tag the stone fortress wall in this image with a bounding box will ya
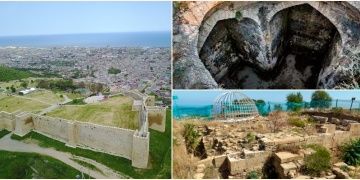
[0,90,166,169]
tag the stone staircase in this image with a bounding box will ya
[273,151,304,178]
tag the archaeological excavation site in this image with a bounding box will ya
[173,1,360,89]
[173,90,360,179]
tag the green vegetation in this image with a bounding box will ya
[246,132,256,143]
[287,92,303,111]
[0,96,49,113]
[66,98,86,105]
[304,144,331,176]
[246,171,260,179]
[236,11,243,20]
[10,109,172,178]
[0,65,36,82]
[0,150,89,179]
[71,158,103,175]
[48,96,138,129]
[289,117,306,128]
[341,138,360,166]
[0,129,10,139]
[332,107,344,115]
[108,67,121,74]
[25,90,64,104]
[37,79,76,91]
[183,123,201,153]
[310,91,332,109]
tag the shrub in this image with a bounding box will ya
[332,107,344,115]
[183,123,201,153]
[304,144,331,176]
[268,111,288,133]
[340,138,360,166]
[246,132,256,143]
[246,171,259,179]
[289,117,306,128]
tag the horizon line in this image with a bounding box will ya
[0,31,171,38]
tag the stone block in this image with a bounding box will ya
[213,154,227,167]
[274,152,301,164]
[332,167,351,179]
[349,123,360,135]
[312,116,328,123]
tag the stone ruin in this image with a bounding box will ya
[173,1,360,89]
[190,112,360,179]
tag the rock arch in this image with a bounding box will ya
[173,1,360,89]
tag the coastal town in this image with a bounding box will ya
[0,46,171,103]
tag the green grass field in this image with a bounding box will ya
[0,150,90,179]
[11,109,172,178]
[0,95,49,113]
[25,90,64,104]
[47,95,139,130]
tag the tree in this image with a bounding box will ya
[310,91,332,109]
[286,92,303,111]
[10,85,16,93]
[20,81,28,88]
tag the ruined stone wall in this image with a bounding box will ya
[0,111,15,131]
[147,106,167,132]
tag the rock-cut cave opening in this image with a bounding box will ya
[199,4,341,89]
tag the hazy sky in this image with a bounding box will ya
[173,90,360,106]
[0,2,171,36]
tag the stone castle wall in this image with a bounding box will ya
[0,91,166,169]
[147,106,167,132]
[0,111,15,131]
[0,111,149,169]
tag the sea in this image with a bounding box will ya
[0,32,170,48]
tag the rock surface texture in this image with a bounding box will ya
[173,1,360,89]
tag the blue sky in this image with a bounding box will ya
[0,2,171,36]
[173,90,360,106]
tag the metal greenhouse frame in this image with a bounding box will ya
[213,91,259,120]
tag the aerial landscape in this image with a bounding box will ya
[0,2,171,179]
[173,1,360,89]
[173,90,360,179]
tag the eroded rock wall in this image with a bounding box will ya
[173,1,360,89]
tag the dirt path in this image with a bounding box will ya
[39,94,72,115]
[0,133,126,179]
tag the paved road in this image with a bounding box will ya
[0,133,125,179]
